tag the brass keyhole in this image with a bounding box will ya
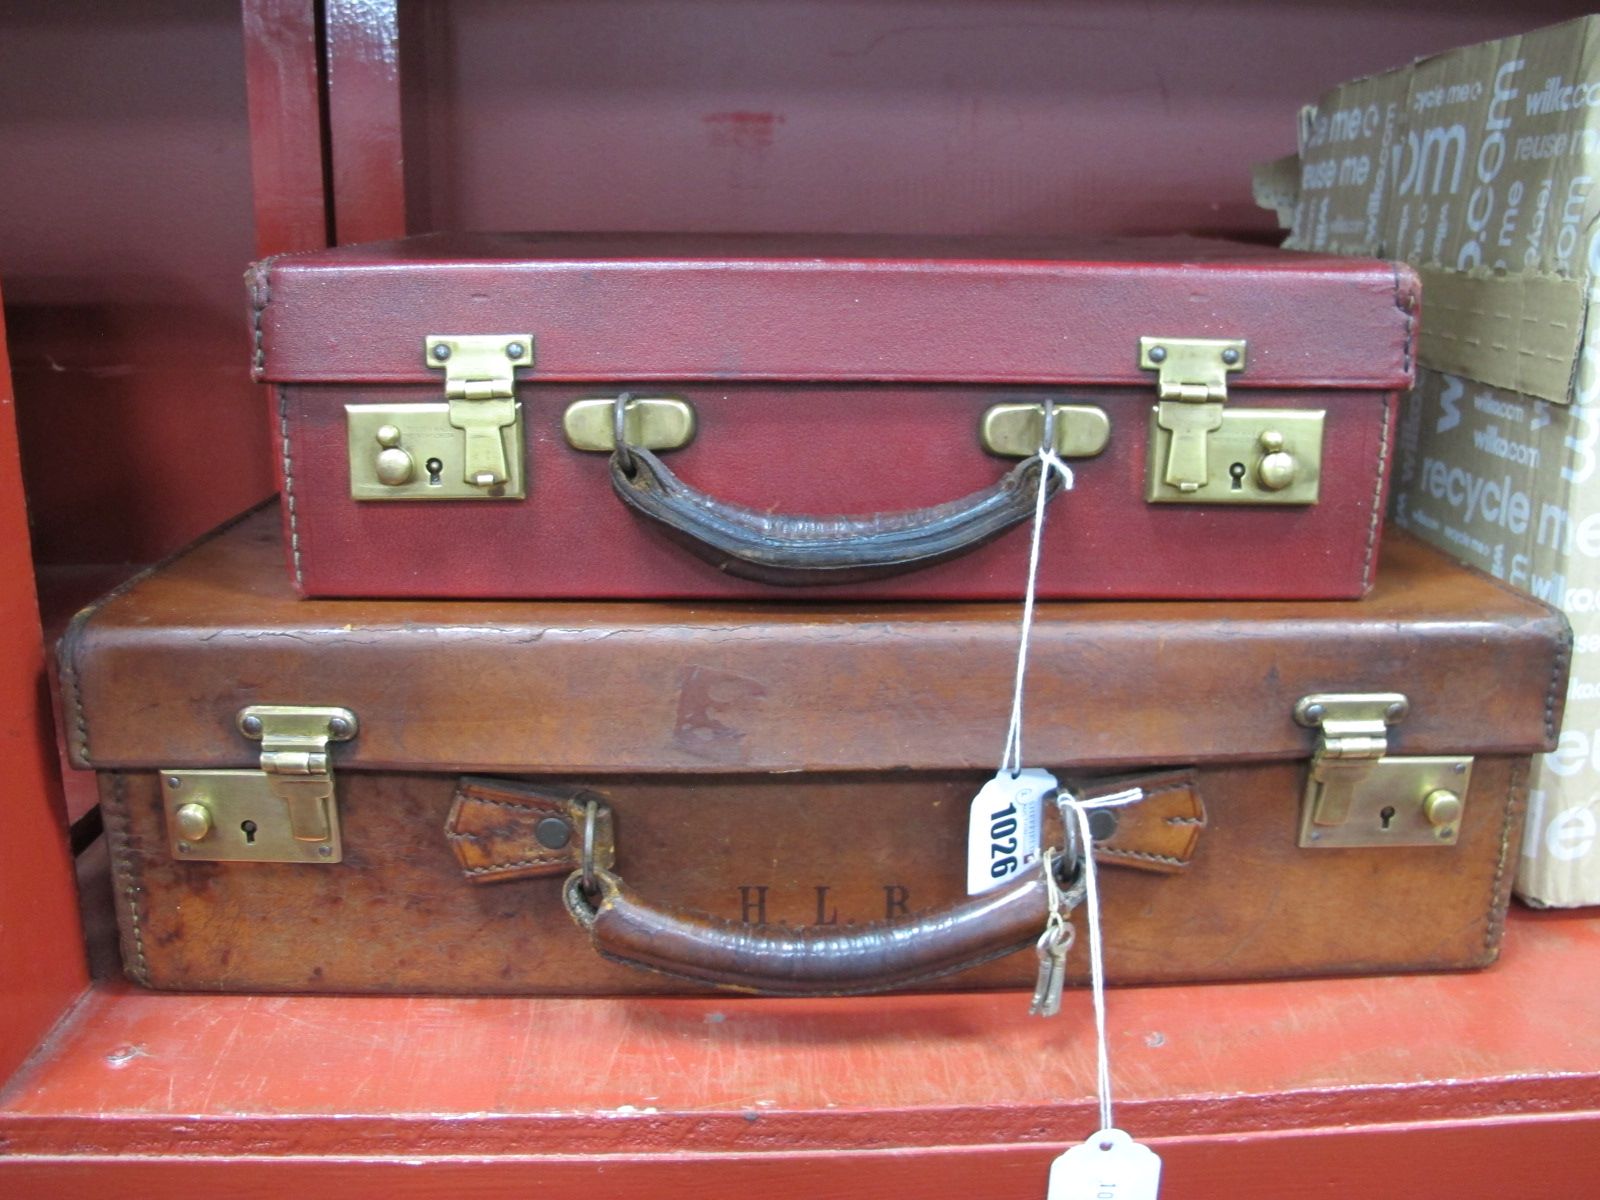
[1229,462,1247,491]
[1379,806,1396,831]
[425,457,444,487]
[241,819,258,844]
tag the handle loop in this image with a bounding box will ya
[610,445,1065,586]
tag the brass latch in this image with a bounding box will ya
[426,335,530,488]
[1140,336,1245,492]
[345,337,531,501]
[1294,693,1471,849]
[162,706,357,864]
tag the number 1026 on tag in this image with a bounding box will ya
[965,767,1055,895]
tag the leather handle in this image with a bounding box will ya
[563,862,1064,996]
[610,445,1062,586]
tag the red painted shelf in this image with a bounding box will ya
[2,906,1597,1197]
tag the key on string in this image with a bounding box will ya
[1030,916,1074,1018]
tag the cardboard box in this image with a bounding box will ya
[1266,18,1600,905]
[1279,16,1600,407]
[1392,370,1597,905]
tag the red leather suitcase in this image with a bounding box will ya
[250,234,1418,600]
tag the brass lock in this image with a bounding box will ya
[346,335,531,501]
[1139,335,1323,506]
[1294,693,1472,849]
[163,705,357,864]
[1145,409,1324,505]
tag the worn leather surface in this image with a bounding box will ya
[611,445,1059,585]
[61,507,1570,774]
[1071,769,1206,874]
[100,759,1531,994]
[68,508,1566,994]
[251,233,1418,388]
[445,778,614,883]
[281,381,1399,600]
[565,863,1062,996]
[460,770,1205,886]
[249,233,1417,601]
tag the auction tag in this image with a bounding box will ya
[1046,1129,1162,1200]
[966,768,1054,895]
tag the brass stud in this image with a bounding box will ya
[174,802,214,842]
[1256,430,1298,491]
[1423,789,1463,829]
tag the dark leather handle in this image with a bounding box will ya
[563,861,1067,996]
[610,446,1062,586]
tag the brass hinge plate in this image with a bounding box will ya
[1294,693,1471,849]
[979,403,1111,458]
[162,706,356,864]
[1145,408,1323,505]
[563,396,698,452]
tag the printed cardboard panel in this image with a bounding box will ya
[1392,368,1600,904]
[1281,16,1600,405]
[1286,68,1404,258]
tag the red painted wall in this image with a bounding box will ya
[0,3,273,566]
[0,0,1593,567]
[402,0,1594,237]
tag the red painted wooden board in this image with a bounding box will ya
[0,289,86,1085]
[2,908,1596,1196]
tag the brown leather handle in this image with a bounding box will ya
[563,861,1071,995]
[610,445,1062,586]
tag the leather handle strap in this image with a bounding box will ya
[610,446,1062,586]
[563,861,1068,996]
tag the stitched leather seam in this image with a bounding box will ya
[452,791,555,816]
[1394,264,1416,377]
[1163,815,1204,826]
[447,792,572,871]
[1545,619,1573,744]
[444,827,567,869]
[278,389,304,589]
[105,774,150,984]
[249,261,269,377]
[59,624,91,765]
[1099,847,1186,867]
[1482,758,1527,963]
[460,858,566,876]
[1361,388,1393,589]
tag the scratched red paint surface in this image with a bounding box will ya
[2,908,1596,1164]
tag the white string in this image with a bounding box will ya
[1058,786,1143,1134]
[999,435,1075,777]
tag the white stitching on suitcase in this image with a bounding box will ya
[446,792,572,871]
[278,390,304,589]
[1545,621,1573,744]
[1482,758,1527,963]
[1360,389,1393,588]
[249,262,268,377]
[59,632,91,765]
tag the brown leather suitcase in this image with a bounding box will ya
[62,505,1566,996]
